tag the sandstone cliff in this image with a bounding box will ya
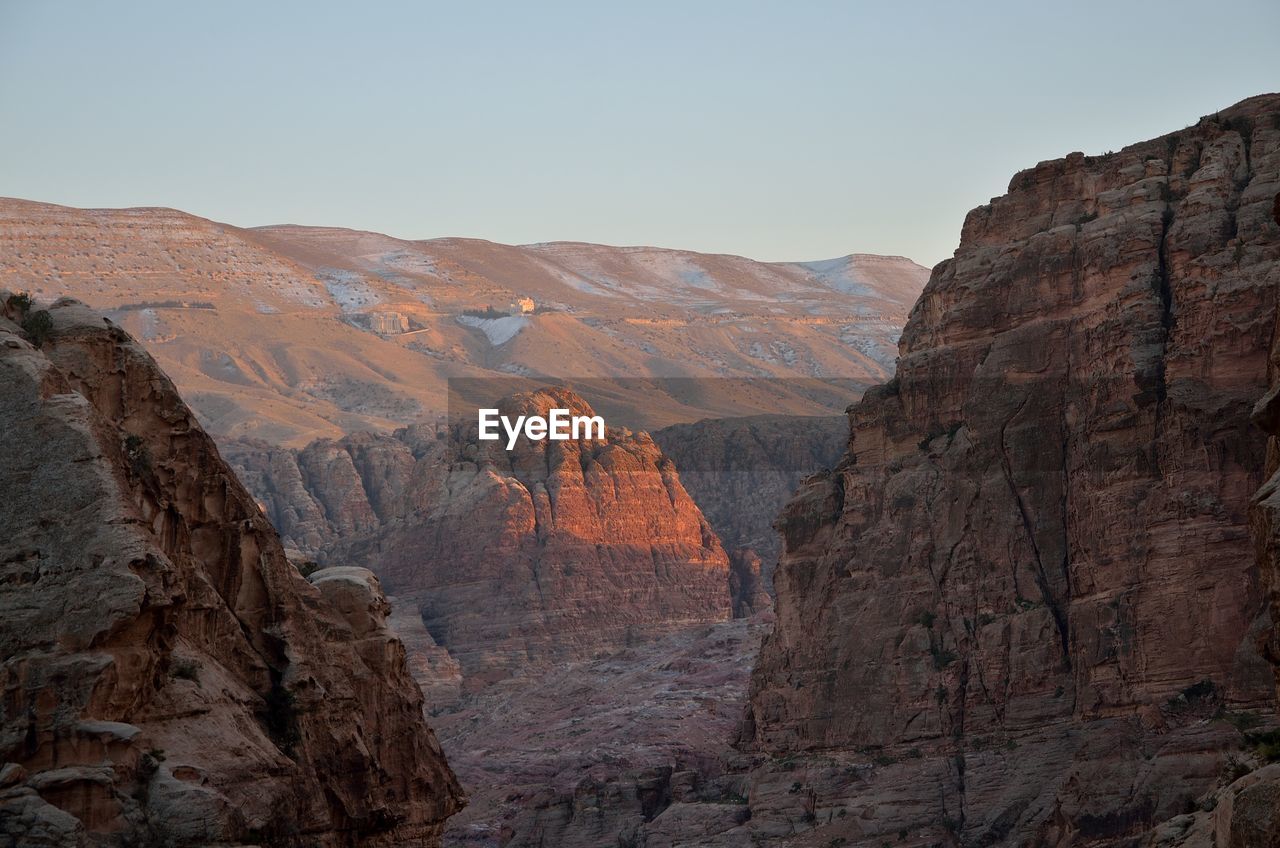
[361,388,733,682]
[230,412,847,625]
[741,95,1280,846]
[0,296,463,846]
[227,389,733,684]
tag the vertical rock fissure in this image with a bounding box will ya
[997,397,1071,665]
[1149,156,1179,481]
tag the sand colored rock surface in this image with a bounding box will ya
[0,297,462,846]
[737,95,1280,845]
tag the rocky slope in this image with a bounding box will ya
[228,388,734,685]
[738,95,1280,846]
[652,414,849,597]
[227,411,849,621]
[0,296,463,846]
[0,199,928,445]
[438,618,765,848]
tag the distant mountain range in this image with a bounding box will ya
[0,197,928,445]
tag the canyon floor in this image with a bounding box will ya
[434,616,767,847]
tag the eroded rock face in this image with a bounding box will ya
[0,297,463,846]
[227,389,732,684]
[652,414,848,596]
[742,96,1280,846]
[370,388,733,682]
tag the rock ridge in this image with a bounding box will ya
[0,295,463,846]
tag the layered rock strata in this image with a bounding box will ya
[741,95,1280,846]
[0,297,463,846]
[228,389,733,684]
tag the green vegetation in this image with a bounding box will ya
[1248,729,1280,763]
[461,305,510,319]
[5,291,33,314]
[930,645,957,669]
[169,658,200,682]
[261,681,300,754]
[123,434,152,476]
[293,558,321,578]
[1223,711,1264,733]
[21,309,53,348]
[1167,679,1217,711]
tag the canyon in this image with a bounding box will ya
[3,93,1280,848]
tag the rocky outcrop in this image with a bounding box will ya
[653,414,848,595]
[387,597,464,713]
[368,388,732,682]
[229,412,836,622]
[728,548,771,618]
[0,296,463,846]
[227,389,733,683]
[741,95,1280,846]
[223,431,433,561]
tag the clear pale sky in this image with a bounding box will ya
[2,1,1277,267]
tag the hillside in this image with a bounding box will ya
[0,199,928,446]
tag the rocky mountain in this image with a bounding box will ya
[735,95,1280,846]
[227,388,734,686]
[226,411,850,618]
[0,199,928,446]
[0,295,462,846]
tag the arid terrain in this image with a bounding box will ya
[4,93,1280,848]
[0,199,928,446]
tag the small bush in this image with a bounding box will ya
[6,292,32,315]
[170,658,200,682]
[930,645,957,669]
[461,305,510,319]
[1224,711,1264,733]
[124,434,152,476]
[293,558,321,578]
[1249,729,1280,763]
[1181,679,1217,700]
[262,683,301,753]
[1222,754,1253,784]
[21,310,53,348]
